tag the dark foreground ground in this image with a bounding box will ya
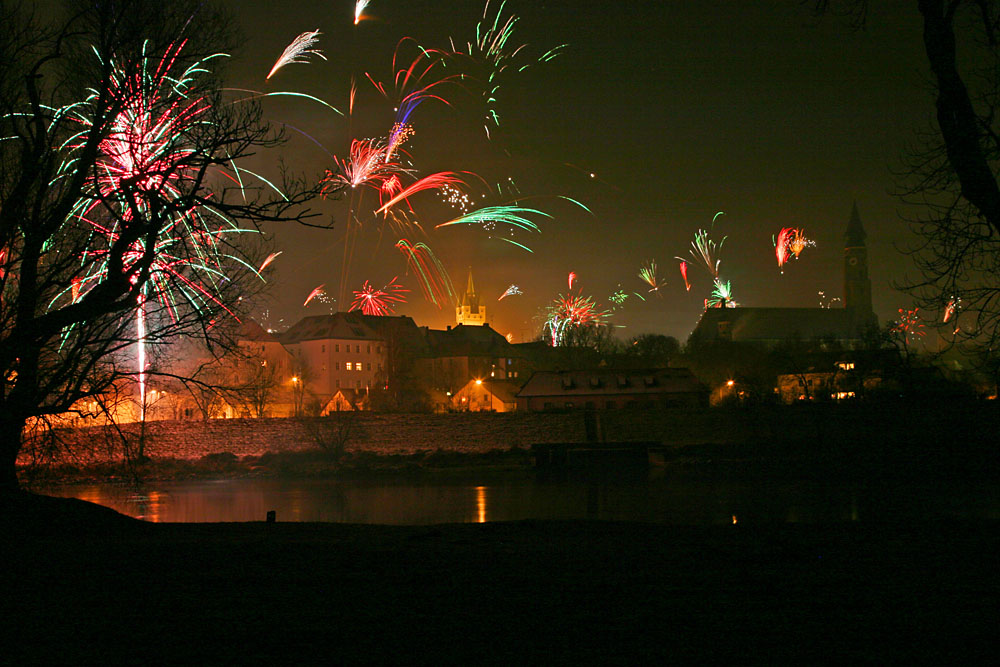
[2,493,997,665]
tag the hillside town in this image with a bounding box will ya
[59,206,993,428]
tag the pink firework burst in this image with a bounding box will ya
[321,138,407,194]
[349,277,409,316]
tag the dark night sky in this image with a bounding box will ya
[217,0,932,341]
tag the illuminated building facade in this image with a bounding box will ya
[456,270,486,326]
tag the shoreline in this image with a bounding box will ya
[4,490,998,663]
[20,432,999,487]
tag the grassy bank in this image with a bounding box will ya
[2,491,997,663]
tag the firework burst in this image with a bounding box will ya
[267,30,326,80]
[349,277,409,316]
[447,0,566,137]
[638,260,662,294]
[497,284,522,300]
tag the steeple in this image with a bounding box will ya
[462,269,477,307]
[456,268,486,326]
[843,202,875,327]
[846,200,866,247]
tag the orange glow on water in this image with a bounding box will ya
[476,486,487,523]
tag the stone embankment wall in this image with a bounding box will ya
[29,408,747,463]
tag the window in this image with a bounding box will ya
[355,344,360,353]
[377,346,382,354]
[346,362,352,371]
[605,400,616,410]
[837,361,855,370]
[335,362,340,370]
[564,402,574,409]
[356,362,363,371]
[336,379,340,388]
[367,345,371,354]
[335,344,339,353]
[321,344,325,353]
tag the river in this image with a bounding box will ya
[35,467,1000,525]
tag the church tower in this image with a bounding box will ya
[456,269,486,326]
[844,202,875,327]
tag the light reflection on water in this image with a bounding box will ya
[36,469,1000,525]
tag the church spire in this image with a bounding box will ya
[456,268,486,326]
[463,268,476,306]
[846,200,866,246]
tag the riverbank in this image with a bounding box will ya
[2,492,996,663]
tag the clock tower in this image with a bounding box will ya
[844,202,875,327]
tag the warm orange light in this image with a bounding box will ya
[291,376,299,383]
[476,486,487,523]
[726,380,735,387]
[475,379,483,385]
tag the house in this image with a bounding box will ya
[452,378,520,412]
[516,368,709,412]
[321,388,370,414]
[277,312,387,405]
[417,323,522,394]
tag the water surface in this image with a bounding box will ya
[37,468,1000,525]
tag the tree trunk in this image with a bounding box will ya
[0,413,27,495]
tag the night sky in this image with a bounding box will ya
[219,1,931,342]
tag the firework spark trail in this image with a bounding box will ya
[707,278,737,308]
[788,228,814,258]
[775,227,793,272]
[375,172,470,217]
[63,40,265,418]
[396,239,456,307]
[447,0,566,136]
[266,30,326,80]
[349,276,409,316]
[497,284,522,300]
[944,297,959,323]
[303,284,325,307]
[436,205,550,251]
[321,139,410,305]
[681,229,725,278]
[679,261,690,291]
[543,293,610,346]
[355,0,374,24]
[568,271,576,290]
[638,260,662,294]
[322,138,408,192]
[259,251,282,272]
[893,308,926,339]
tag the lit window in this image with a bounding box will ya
[357,362,363,371]
[346,362,352,371]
